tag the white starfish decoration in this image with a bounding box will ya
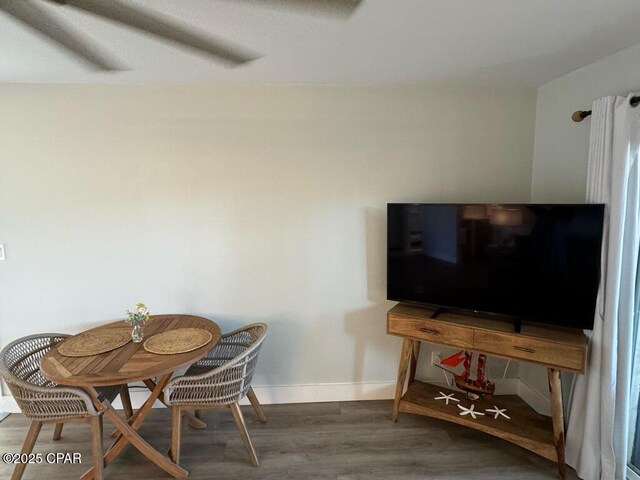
[458,403,485,419]
[485,406,511,420]
[434,392,460,405]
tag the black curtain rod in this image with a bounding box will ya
[572,95,640,122]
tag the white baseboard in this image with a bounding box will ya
[0,381,397,413]
[246,381,397,405]
[1,378,549,414]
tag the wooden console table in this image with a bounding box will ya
[387,304,587,479]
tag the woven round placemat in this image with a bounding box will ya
[58,329,132,357]
[143,328,213,355]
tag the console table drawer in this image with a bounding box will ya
[387,315,473,349]
[474,331,585,372]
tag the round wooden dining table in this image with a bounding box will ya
[40,314,221,480]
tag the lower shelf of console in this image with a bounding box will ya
[398,381,557,462]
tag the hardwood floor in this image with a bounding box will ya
[0,400,578,479]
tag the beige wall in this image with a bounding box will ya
[0,83,536,398]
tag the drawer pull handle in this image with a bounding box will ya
[418,327,440,335]
[514,346,535,354]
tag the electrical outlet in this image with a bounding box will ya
[0,244,5,261]
[431,351,441,366]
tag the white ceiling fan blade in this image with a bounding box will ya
[52,0,261,66]
[0,0,121,70]
[231,0,363,18]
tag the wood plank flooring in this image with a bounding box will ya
[0,400,578,479]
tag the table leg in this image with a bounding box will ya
[107,375,169,448]
[120,385,134,420]
[143,378,165,403]
[144,377,207,429]
[392,338,413,422]
[110,386,136,439]
[548,368,566,479]
[109,376,206,440]
[409,340,421,384]
[80,375,188,480]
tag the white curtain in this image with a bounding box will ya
[565,94,640,480]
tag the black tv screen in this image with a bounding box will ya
[387,203,605,330]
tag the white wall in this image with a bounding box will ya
[0,83,536,404]
[532,42,640,202]
[525,42,640,400]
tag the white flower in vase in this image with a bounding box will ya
[126,302,150,343]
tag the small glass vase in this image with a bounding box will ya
[131,323,144,343]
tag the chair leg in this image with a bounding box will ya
[120,385,133,420]
[90,415,104,480]
[247,387,267,423]
[229,403,259,467]
[12,421,42,480]
[170,406,182,465]
[53,423,64,440]
[186,408,207,429]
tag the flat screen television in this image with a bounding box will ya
[387,203,605,330]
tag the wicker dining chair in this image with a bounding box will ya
[0,334,129,480]
[164,323,268,467]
